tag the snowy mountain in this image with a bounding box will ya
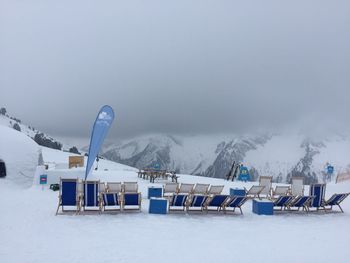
[102,133,350,184]
[0,108,78,153]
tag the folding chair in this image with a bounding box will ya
[123,182,138,193]
[163,182,179,197]
[169,194,188,211]
[291,177,304,196]
[101,192,122,212]
[207,185,224,195]
[272,186,290,198]
[204,195,229,212]
[82,180,101,212]
[123,192,142,211]
[192,184,210,195]
[273,195,294,211]
[309,184,326,211]
[177,183,195,194]
[323,193,350,213]
[259,176,272,198]
[223,196,249,214]
[186,195,209,212]
[107,182,122,193]
[245,185,265,199]
[287,196,313,212]
[56,178,80,215]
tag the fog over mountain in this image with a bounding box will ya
[1,0,350,140]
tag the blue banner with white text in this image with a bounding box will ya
[85,105,115,180]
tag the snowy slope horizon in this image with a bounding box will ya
[101,132,350,184]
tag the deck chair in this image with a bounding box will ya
[323,193,350,213]
[204,195,229,212]
[223,196,249,214]
[82,180,101,212]
[186,195,209,211]
[309,184,326,211]
[123,192,141,211]
[272,186,290,197]
[207,185,224,195]
[259,176,272,198]
[107,182,122,193]
[291,177,304,196]
[101,192,122,212]
[177,183,195,194]
[273,195,294,211]
[123,182,138,193]
[56,178,80,215]
[169,194,188,211]
[99,182,107,194]
[193,184,210,195]
[287,196,313,211]
[163,182,179,197]
[245,186,265,199]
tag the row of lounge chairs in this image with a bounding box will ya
[245,176,305,199]
[56,179,141,215]
[168,194,248,214]
[163,183,224,197]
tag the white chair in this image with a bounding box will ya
[163,182,179,197]
[178,183,195,194]
[291,177,304,196]
[123,182,138,193]
[245,185,265,199]
[259,176,272,197]
[107,182,122,193]
[193,184,210,195]
[207,185,224,195]
[272,186,290,197]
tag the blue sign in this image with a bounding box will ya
[238,166,250,182]
[40,174,47,185]
[154,163,161,170]
[85,105,115,180]
[327,165,334,175]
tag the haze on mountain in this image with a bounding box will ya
[1,0,350,141]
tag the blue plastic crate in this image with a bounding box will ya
[148,187,163,199]
[149,198,168,214]
[252,199,274,215]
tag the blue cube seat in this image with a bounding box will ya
[252,199,273,215]
[149,198,168,214]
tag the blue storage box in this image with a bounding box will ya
[230,188,246,197]
[149,198,168,214]
[148,187,163,199]
[252,199,274,215]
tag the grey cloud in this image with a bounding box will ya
[1,0,350,139]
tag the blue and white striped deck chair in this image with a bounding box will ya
[223,196,249,214]
[101,192,122,212]
[323,193,350,213]
[56,178,80,215]
[273,195,294,211]
[287,196,313,211]
[169,194,188,211]
[123,193,141,211]
[82,180,101,212]
[205,195,229,212]
[309,184,326,211]
[186,195,208,211]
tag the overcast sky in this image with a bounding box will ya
[1,0,350,140]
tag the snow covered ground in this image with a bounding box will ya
[1,168,350,263]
